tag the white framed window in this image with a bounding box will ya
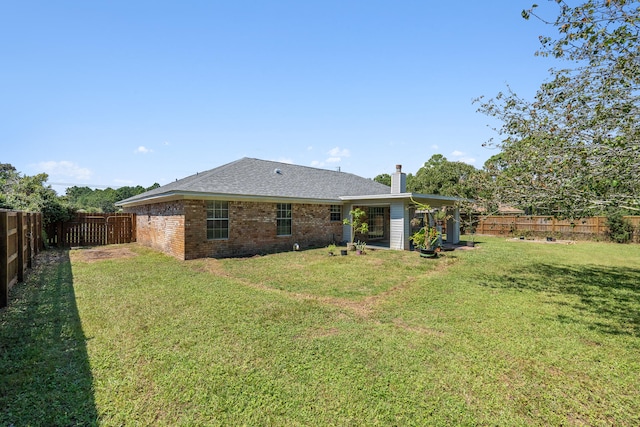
[207,201,229,239]
[276,203,292,236]
[330,205,342,222]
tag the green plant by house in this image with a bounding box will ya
[433,207,449,223]
[409,226,440,250]
[327,244,337,255]
[343,208,369,245]
[354,240,367,253]
[409,197,442,250]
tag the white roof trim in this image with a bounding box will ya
[118,191,466,208]
[341,192,463,202]
[116,191,344,208]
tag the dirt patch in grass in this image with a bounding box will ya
[392,318,445,336]
[508,238,576,245]
[70,245,139,263]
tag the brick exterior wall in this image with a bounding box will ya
[126,200,344,260]
[125,201,186,259]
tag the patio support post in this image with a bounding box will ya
[446,208,461,244]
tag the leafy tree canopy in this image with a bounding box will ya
[477,0,640,218]
[373,173,391,186]
[0,163,73,224]
[1,162,159,222]
[64,183,160,213]
[408,154,481,199]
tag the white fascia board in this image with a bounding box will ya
[116,191,343,208]
[340,193,465,204]
[340,193,412,201]
[411,193,465,203]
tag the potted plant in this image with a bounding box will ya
[409,197,441,258]
[343,208,369,251]
[327,243,337,256]
[457,201,477,247]
[355,240,367,255]
[466,226,476,247]
[434,207,448,226]
[410,226,441,257]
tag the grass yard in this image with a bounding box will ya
[1,237,639,426]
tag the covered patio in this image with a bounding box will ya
[340,165,463,251]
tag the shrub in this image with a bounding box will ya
[606,211,634,243]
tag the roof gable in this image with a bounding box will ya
[118,158,391,205]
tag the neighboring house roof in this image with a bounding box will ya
[117,157,392,206]
[475,204,525,215]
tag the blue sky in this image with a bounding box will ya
[2,1,560,194]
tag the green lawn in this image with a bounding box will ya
[2,237,639,426]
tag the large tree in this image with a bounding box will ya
[477,0,640,217]
[408,154,481,199]
[0,163,73,224]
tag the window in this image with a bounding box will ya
[207,201,229,239]
[368,207,384,238]
[276,203,292,236]
[330,205,342,222]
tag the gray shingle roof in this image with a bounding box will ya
[117,157,392,205]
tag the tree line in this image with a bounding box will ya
[1,163,158,224]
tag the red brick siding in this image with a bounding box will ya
[125,201,186,259]
[127,200,343,259]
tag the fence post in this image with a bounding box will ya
[1,211,8,307]
[35,213,42,252]
[17,213,25,282]
[131,213,137,242]
[27,213,31,268]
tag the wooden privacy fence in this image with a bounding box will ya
[46,213,136,248]
[1,210,42,308]
[477,215,640,242]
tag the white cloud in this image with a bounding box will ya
[461,157,477,165]
[310,147,352,169]
[307,146,313,151]
[36,160,92,180]
[430,144,439,150]
[134,146,153,154]
[450,150,476,165]
[277,157,293,164]
[328,147,350,158]
[163,141,170,146]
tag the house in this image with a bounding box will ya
[116,158,462,260]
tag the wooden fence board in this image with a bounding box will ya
[478,215,640,242]
[46,213,136,248]
[1,210,42,308]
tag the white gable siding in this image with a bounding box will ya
[390,201,409,250]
